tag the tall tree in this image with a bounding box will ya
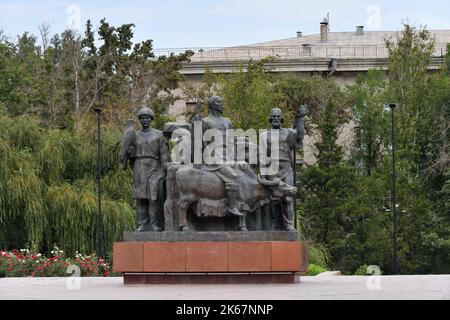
[382,24,450,273]
[217,57,279,130]
[346,69,390,175]
[300,100,363,272]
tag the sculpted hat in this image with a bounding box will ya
[137,107,155,119]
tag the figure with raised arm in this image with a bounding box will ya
[261,106,307,231]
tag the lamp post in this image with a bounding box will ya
[388,103,398,275]
[293,148,297,231]
[94,107,105,259]
[357,214,370,266]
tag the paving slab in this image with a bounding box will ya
[0,275,449,300]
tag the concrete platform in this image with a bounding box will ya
[1,275,449,300]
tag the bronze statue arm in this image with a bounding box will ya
[119,126,136,170]
[294,105,307,149]
[159,136,170,171]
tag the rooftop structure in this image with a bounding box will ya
[154,26,450,63]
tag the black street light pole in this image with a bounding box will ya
[94,108,105,259]
[293,147,297,230]
[389,103,398,275]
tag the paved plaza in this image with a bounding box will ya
[0,274,449,300]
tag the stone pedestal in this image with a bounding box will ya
[113,232,309,284]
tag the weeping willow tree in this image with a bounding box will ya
[0,114,135,257]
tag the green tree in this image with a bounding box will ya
[0,114,135,256]
[217,57,280,130]
[384,24,450,273]
[341,24,450,274]
[78,19,193,130]
[274,74,350,126]
[346,69,390,175]
[300,100,363,272]
[386,24,436,175]
[0,32,46,117]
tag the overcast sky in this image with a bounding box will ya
[1,0,450,48]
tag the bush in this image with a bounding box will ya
[353,265,384,276]
[308,243,331,269]
[307,264,328,276]
[0,248,113,277]
[353,265,369,275]
[306,243,332,276]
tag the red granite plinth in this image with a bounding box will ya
[113,241,308,284]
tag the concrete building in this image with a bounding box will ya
[157,21,450,164]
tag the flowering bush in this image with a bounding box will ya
[0,247,112,277]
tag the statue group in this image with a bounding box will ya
[119,96,307,232]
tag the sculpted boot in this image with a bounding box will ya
[136,200,150,232]
[226,188,244,216]
[136,224,146,232]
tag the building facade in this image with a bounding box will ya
[157,21,450,164]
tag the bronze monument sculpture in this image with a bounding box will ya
[114,97,309,285]
[120,97,306,232]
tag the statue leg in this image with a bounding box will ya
[156,179,166,230]
[238,212,248,231]
[217,167,244,217]
[270,201,282,230]
[261,204,272,230]
[248,208,262,231]
[163,199,174,231]
[281,197,296,231]
[149,200,162,232]
[136,199,150,232]
[178,200,190,231]
[225,183,244,216]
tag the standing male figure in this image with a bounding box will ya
[120,107,169,232]
[192,96,243,217]
[261,106,307,231]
